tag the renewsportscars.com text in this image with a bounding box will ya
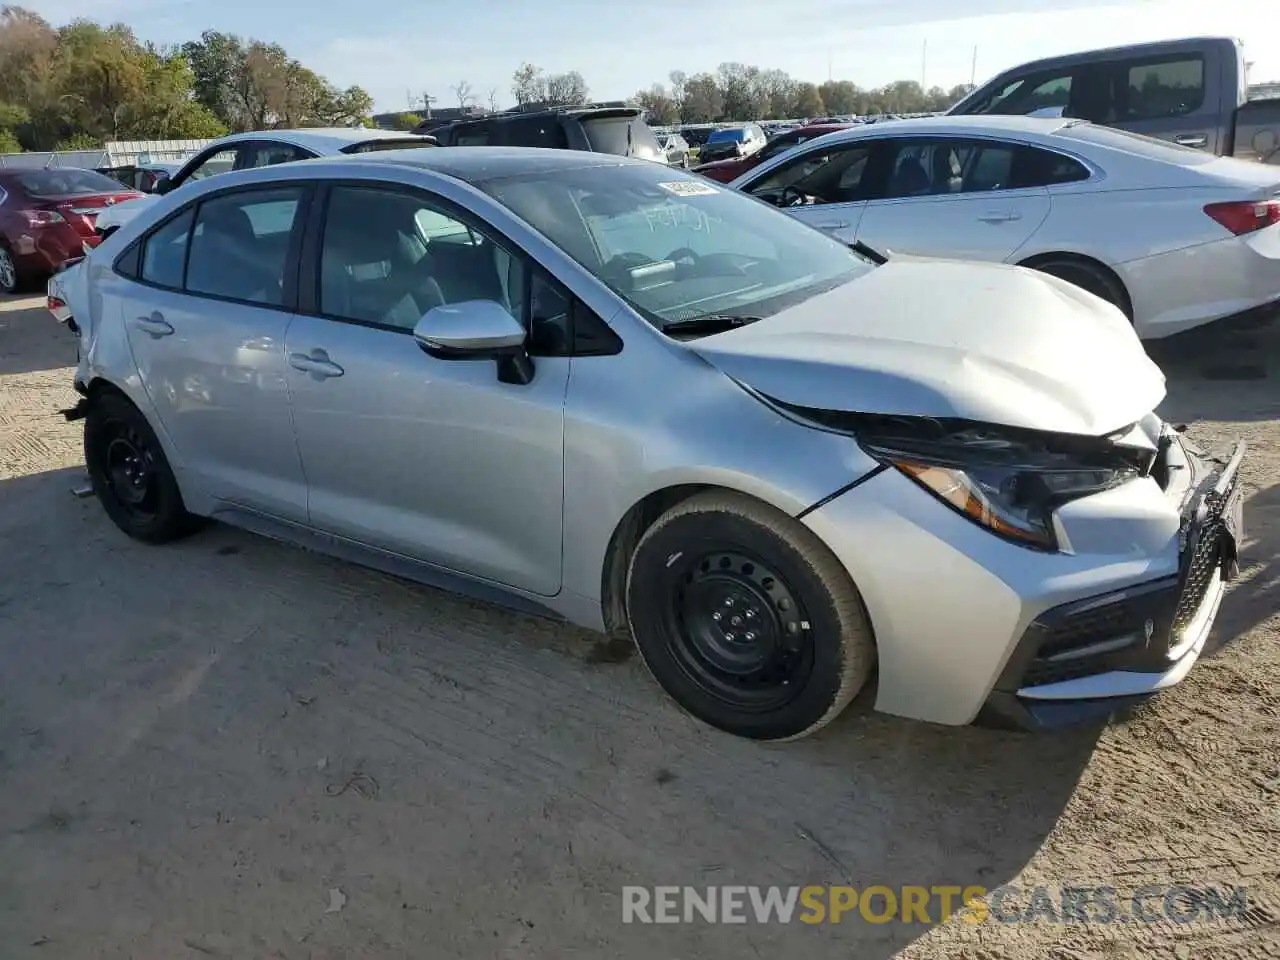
[621,884,1250,925]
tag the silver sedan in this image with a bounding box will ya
[53,148,1245,739]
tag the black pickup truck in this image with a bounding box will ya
[948,37,1280,164]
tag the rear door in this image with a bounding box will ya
[1106,53,1219,153]
[853,137,1051,262]
[114,185,311,521]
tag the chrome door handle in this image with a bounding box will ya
[1173,134,1208,148]
[978,211,1021,223]
[132,313,173,338]
[289,351,345,379]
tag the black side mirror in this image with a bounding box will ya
[154,176,174,196]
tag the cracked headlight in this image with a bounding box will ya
[858,422,1142,551]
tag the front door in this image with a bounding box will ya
[284,184,569,596]
[117,186,311,520]
[854,137,1051,262]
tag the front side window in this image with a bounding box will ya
[242,143,309,169]
[745,143,874,205]
[480,163,873,331]
[140,208,195,289]
[966,71,1074,116]
[185,188,303,306]
[319,186,523,331]
[185,149,239,183]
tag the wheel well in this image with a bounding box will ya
[86,378,129,403]
[600,484,713,638]
[1017,251,1134,321]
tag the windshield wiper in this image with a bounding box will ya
[663,314,763,335]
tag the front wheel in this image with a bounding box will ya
[0,245,20,294]
[84,391,203,543]
[626,491,875,740]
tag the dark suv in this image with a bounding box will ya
[419,106,669,164]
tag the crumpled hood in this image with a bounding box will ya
[690,258,1166,437]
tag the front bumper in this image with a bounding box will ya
[800,428,1245,728]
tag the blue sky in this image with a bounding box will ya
[25,0,1280,112]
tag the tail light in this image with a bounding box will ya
[1203,199,1280,236]
[20,208,66,227]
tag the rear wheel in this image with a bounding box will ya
[84,391,202,543]
[1028,257,1131,320]
[626,491,875,740]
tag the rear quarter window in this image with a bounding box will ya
[582,117,663,162]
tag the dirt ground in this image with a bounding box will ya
[0,293,1277,959]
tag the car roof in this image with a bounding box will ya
[204,127,434,154]
[815,114,1075,142]
[304,145,638,184]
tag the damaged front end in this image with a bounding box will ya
[779,402,1167,553]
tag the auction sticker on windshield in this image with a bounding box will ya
[658,180,719,197]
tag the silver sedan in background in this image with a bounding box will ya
[54,149,1245,740]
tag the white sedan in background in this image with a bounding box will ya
[94,127,437,236]
[729,115,1280,338]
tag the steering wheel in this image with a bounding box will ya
[666,247,702,266]
[778,185,810,208]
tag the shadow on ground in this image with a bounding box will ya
[0,296,77,376]
[0,466,1097,959]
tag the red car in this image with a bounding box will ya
[693,123,856,183]
[0,168,143,293]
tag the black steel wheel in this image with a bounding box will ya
[84,390,203,543]
[627,491,875,740]
[666,549,815,712]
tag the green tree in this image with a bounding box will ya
[793,83,825,118]
[54,131,98,149]
[634,85,678,126]
[389,111,423,131]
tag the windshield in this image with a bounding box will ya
[17,168,124,197]
[480,163,873,331]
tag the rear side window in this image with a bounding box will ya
[499,117,569,150]
[140,208,195,289]
[1012,145,1091,186]
[582,117,663,161]
[185,188,304,306]
[1124,57,1205,120]
[451,122,492,146]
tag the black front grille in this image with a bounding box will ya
[1171,500,1226,639]
[1014,582,1178,689]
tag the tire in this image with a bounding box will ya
[626,491,875,740]
[0,244,20,295]
[84,390,202,543]
[1028,257,1131,320]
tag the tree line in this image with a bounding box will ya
[0,5,373,152]
[0,2,980,154]
[635,66,977,125]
